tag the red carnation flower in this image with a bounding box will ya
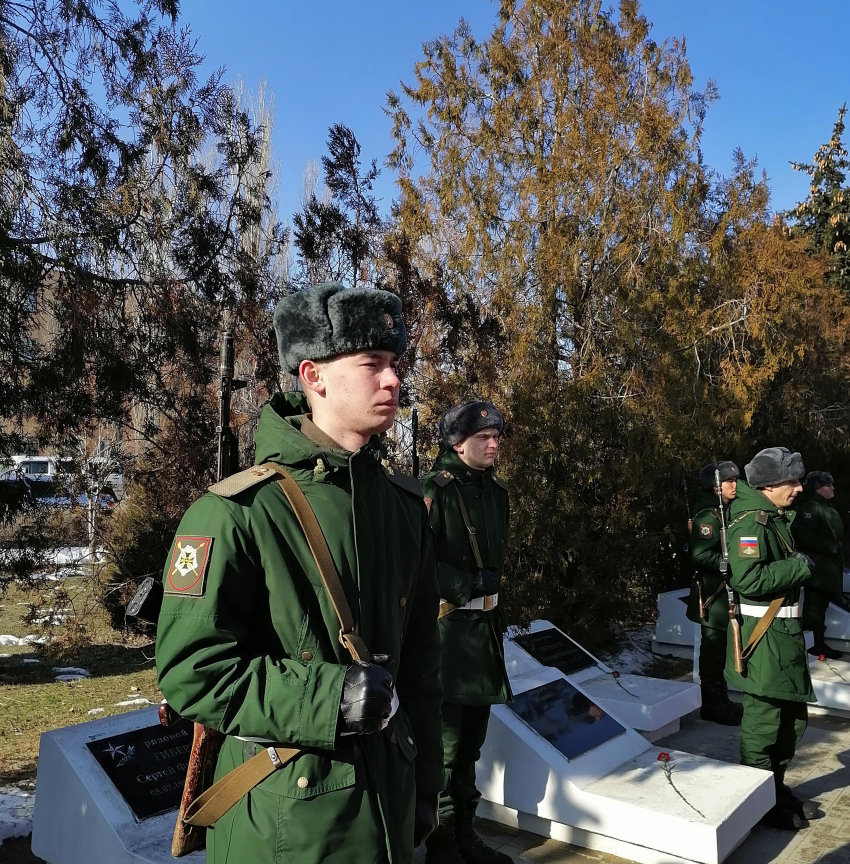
[657,752,670,762]
[613,670,620,678]
[819,654,826,661]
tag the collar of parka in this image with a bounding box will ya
[254,392,387,478]
[729,480,791,519]
[432,447,495,487]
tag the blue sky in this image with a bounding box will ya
[178,0,849,224]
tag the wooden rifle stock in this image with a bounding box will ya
[693,574,706,619]
[729,602,744,674]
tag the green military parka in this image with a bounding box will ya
[421,450,511,706]
[155,394,443,864]
[792,492,845,595]
[724,482,815,703]
[686,489,730,631]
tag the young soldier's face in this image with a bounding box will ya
[454,429,500,470]
[302,350,400,437]
[761,481,804,508]
[716,478,737,505]
[816,484,835,500]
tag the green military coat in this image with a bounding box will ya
[792,492,845,595]
[421,450,511,706]
[686,489,730,631]
[724,482,815,703]
[155,394,443,864]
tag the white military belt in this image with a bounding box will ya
[740,603,801,619]
[441,593,499,612]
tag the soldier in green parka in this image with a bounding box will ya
[421,402,512,864]
[155,283,443,864]
[793,471,845,659]
[725,447,822,831]
[687,460,743,725]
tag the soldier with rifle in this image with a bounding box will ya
[421,402,511,864]
[792,470,845,659]
[155,283,443,864]
[724,448,821,831]
[686,461,742,725]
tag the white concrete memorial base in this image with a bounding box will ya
[31,707,202,864]
[652,589,696,659]
[506,621,701,741]
[477,660,774,864]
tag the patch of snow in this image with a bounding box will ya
[21,658,40,665]
[0,654,10,659]
[1,634,46,646]
[52,667,89,677]
[87,708,105,716]
[114,697,153,707]
[55,674,86,682]
[0,786,35,845]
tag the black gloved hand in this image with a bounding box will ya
[470,568,497,599]
[339,655,394,736]
[413,792,439,846]
[794,551,815,571]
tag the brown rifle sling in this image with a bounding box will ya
[703,581,727,612]
[740,593,790,662]
[438,484,485,620]
[183,464,371,830]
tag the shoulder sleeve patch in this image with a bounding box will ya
[434,471,455,488]
[698,523,714,539]
[755,511,769,526]
[737,535,760,559]
[492,476,509,492]
[383,467,424,497]
[209,464,276,498]
[164,536,213,597]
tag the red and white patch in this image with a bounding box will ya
[165,536,213,596]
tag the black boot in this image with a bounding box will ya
[775,770,824,821]
[425,816,466,864]
[760,801,809,831]
[700,682,742,726]
[454,801,512,864]
[809,642,844,660]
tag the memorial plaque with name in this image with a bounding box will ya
[510,678,626,760]
[514,628,596,676]
[86,717,192,820]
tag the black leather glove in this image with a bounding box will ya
[413,792,439,846]
[470,568,497,599]
[794,551,815,571]
[339,655,394,735]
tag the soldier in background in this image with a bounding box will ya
[422,402,512,864]
[156,283,443,864]
[793,471,845,659]
[724,448,821,831]
[687,460,743,725]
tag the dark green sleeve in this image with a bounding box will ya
[396,501,444,794]
[727,518,810,599]
[792,507,841,556]
[422,478,474,607]
[155,495,345,749]
[690,511,722,573]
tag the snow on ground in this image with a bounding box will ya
[52,666,90,682]
[0,787,34,845]
[0,635,46,646]
[114,697,153,707]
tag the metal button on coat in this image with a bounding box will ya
[407,736,414,745]
[301,651,313,661]
[399,597,406,608]
[297,776,309,789]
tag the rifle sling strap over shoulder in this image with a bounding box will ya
[438,483,487,619]
[182,464,370,830]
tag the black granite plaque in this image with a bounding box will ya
[679,595,689,605]
[86,717,192,820]
[513,628,596,675]
[510,678,626,760]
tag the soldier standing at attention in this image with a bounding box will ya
[422,402,512,864]
[687,460,743,725]
[725,448,821,831]
[793,471,845,659]
[155,283,443,864]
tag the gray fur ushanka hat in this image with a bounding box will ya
[745,447,805,488]
[806,470,835,491]
[699,460,740,491]
[273,282,407,375]
[439,401,504,448]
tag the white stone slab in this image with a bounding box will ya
[655,589,695,647]
[31,707,203,864]
[477,663,774,864]
[507,621,701,735]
